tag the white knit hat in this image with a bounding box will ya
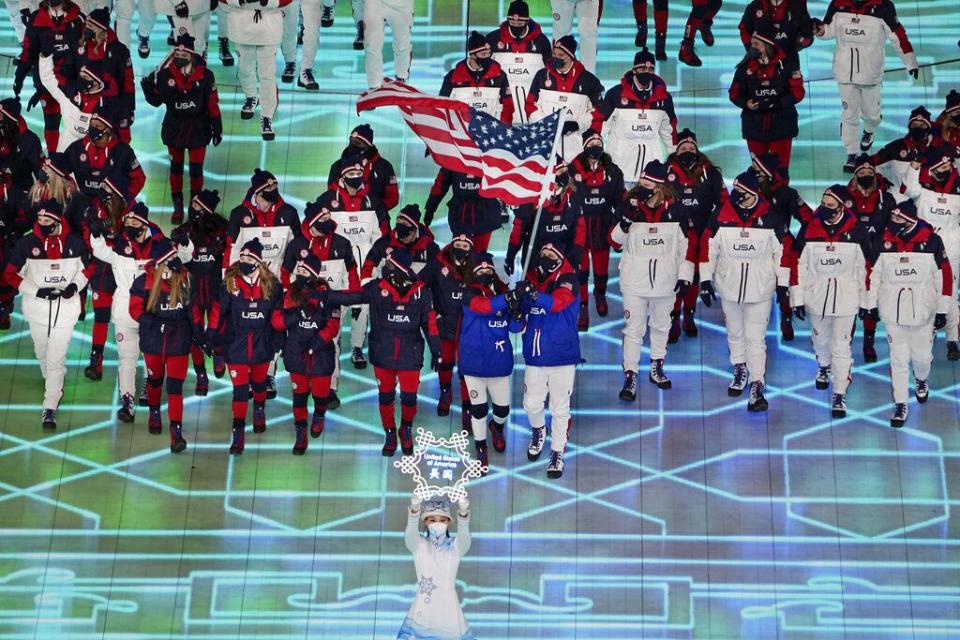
[420,498,452,523]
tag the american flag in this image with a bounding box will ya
[357,80,564,207]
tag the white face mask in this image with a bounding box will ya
[426,522,448,538]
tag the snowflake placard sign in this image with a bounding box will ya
[393,428,486,501]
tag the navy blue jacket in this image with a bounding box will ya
[208,274,283,364]
[272,288,341,376]
[129,266,200,356]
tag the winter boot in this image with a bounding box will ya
[916,378,929,403]
[490,420,506,452]
[213,355,226,378]
[148,406,163,434]
[831,393,847,418]
[815,365,831,390]
[860,130,875,151]
[84,348,103,380]
[890,403,908,428]
[170,422,187,453]
[218,38,234,66]
[649,358,671,389]
[195,367,209,396]
[594,288,608,317]
[474,439,489,475]
[171,192,184,225]
[353,20,365,50]
[240,96,257,119]
[679,38,702,66]
[547,450,564,479]
[780,314,794,341]
[382,428,398,456]
[281,61,296,83]
[635,23,648,48]
[352,347,367,369]
[138,34,150,58]
[321,4,334,26]
[399,422,414,455]
[298,69,319,90]
[747,381,768,412]
[293,423,308,455]
[460,405,471,432]
[619,370,637,401]
[118,393,136,423]
[728,363,748,397]
[577,302,589,331]
[253,402,266,433]
[265,375,277,399]
[42,409,56,430]
[655,33,667,60]
[310,409,325,438]
[437,384,452,416]
[683,307,698,337]
[863,330,878,363]
[230,424,245,454]
[843,154,856,173]
[260,117,275,141]
[668,310,681,343]
[527,426,545,461]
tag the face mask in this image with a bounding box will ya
[87,126,105,142]
[78,77,95,93]
[585,145,603,160]
[295,274,317,287]
[555,173,569,189]
[239,262,258,276]
[815,206,842,223]
[633,185,654,202]
[38,222,56,236]
[509,24,526,38]
[173,56,190,68]
[188,206,202,222]
[909,127,928,141]
[343,175,364,191]
[313,219,335,235]
[476,273,494,288]
[165,257,184,272]
[396,223,416,241]
[889,221,910,237]
[83,27,95,40]
[634,72,653,86]
[451,247,470,263]
[260,189,279,203]
[536,256,560,276]
[748,47,764,60]
[934,166,952,181]
[123,224,142,240]
[387,269,411,290]
[729,190,749,209]
[472,56,493,72]
[856,174,875,189]
[677,151,697,166]
[426,522,448,538]
[550,57,566,71]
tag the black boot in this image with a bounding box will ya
[293,422,308,455]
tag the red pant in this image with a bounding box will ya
[290,372,332,423]
[578,246,610,302]
[228,362,270,421]
[91,289,113,350]
[471,232,492,253]
[39,93,61,153]
[144,353,189,422]
[168,146,207,197]
[746,139,793,174]
[374,367,420,429]
[438,338,468,403]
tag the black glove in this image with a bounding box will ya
[908,68,919,79]
[60,283,78,299]
[36,287,58,299]
[520,282,538,304]
[505,287,520,307]
[170,227,189,246]
[858,307,880,322]
[174,1,189,17]
[26,92,41,111]
[699,280,717,307]
[12,70,23,97]
[775,285,789,306]
[88,217,106,238]
[351,307,361,320]
[619,217,632,234]
[503,249,517,277]
[792,305,806,321]
[423,208,435,227]
[211,133,222,146]
[20,8,30,25]
[430,352,441,371]
[674,279,690,294]
[562,120,579,136]
[934,313,947,330]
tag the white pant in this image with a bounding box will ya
[114,319,141,401]
[322,0,363,20]
[235,43,279,118]
[173,12,211,53]
[28,320,75,411]
[721,297,772,383]
[550,0,599,72]
[300,0,322,70]
[349,304,369,350]
[280,0,301,64]
[464,375,511,441]
[363,0,413,88]
[217,3,230,40]
[810,314,855,394]
[886,320,934,404]
[523,364,576,453]
[622,293,673,370]
[838,83,882,154]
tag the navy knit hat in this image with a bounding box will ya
[86,7,111,32]
[386,249,414,275]
[633,47,656,68]
[339,153,364,176]
[397,203,422,225]
[44,152,72,179]
[240,237,264,263]
[174,32,197,55]
[468,31,488,55]
[0,97,20,122]
[507,1,529,18]
[734,170,761,197]
[298,252,324,280]
[945,90,960,116]
[822,183,851,208]
[891,199,918,222]
[351,123,374,146]
[249,168,277,195]
[35,199,64,224]
[909,106,932,127]
[676,128,698,148]
[192,189,220,214]
[751,151,781,180]
[554,35,577,59]
[641,159,668,184]
[150,238,178,265]
[102,169,131,202]
[124,202,150,226]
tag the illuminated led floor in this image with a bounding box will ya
[1,1,959,638]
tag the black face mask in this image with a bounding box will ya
[634,72,653,86]
[748,47,764,60]
[165,257,184,272]
[677,151,697,167]
[396,223,416,242]
[173,56,190,68]
[585,145,603,160]
[815,206,842,224]
[472,56,492,73]
[856,174,875,189]
[633,185,654,202]
[909,127,928,141]
[550,57,566,71]
[536,256,561,276]
[451,247,470,263]
[78,77,95,93]
[124,224,142,240]
[889,221,911,237]
[38,222,57,236]
[313,219,335,235]
[476,273,494,288]
[343,175,364,191]
[508,24,526,38]
[87,126,105,141]
[258,189,278,203]
[729,190,752,209]
[83,27,95,40]
[239,262,258,276]
[295,274,317,288]
[387,268,411,291]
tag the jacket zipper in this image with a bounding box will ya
[394,336,400,363]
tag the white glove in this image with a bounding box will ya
[457,496,469,516]
[409,495,421,513]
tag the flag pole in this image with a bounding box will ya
[515,110,569,281]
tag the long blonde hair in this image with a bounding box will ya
[29,172,76,207]
[224,262,277,299]
[146,265,190,313]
